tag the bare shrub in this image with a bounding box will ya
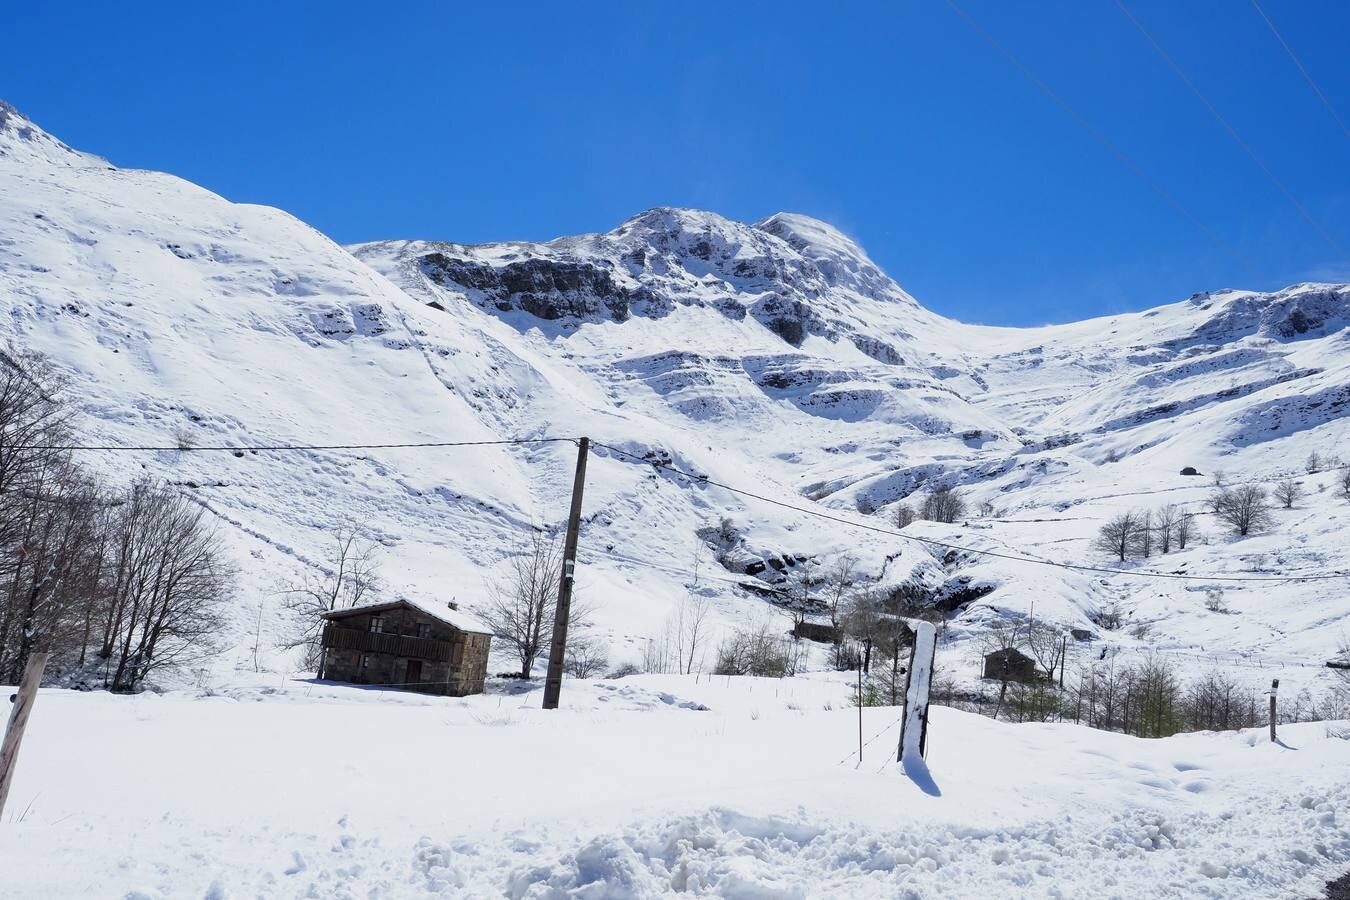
[714,621,796,677]
[921,487,966,524]
[894,504,915,529]
[171,424,197,451]
[564,633,609,679]
[606,662,640,679]
[1305,451,1322,474]
[1272,478,1301,509]
[1091,602,1124,631]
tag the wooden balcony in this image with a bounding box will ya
[321,625,451,662]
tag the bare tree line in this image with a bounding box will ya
[0,349,233,690]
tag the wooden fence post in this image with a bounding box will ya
[897,621,937,764]
[856,664,863,764]
[0,651,49,821]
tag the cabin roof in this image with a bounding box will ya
[321,597,492,635]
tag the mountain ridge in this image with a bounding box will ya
[3,99,1348,695]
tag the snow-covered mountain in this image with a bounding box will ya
[3,99,1348,691]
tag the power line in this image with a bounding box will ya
[12,436,578,453]
[579,547,793,599]
[17,429,1348,583]
[589,440,1350,583]
[941,0,1261,280]
[1115,0,1346,258]
[1249,0,1350,146]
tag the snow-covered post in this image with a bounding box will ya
[898,621,937,764]
[1268,677,1279,743]
[0,652,48,820]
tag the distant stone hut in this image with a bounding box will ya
[982,648,1039,683]
[319,599,491,696]
[792,621,842,644]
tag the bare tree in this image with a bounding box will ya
[894,504,915,529]
[1341,469,1350,501]
[280,520,382,669]
[871,615,911,705]
[978,619,1024,720]
[480,530,566,679]
[1025,618,1068,684]
[98,484,232,692]
[671,592,713,675]
[921,487,967,524]
[0,352,230,690]
[1272,478,1301,509]
[1094,511,1144,562]
[1211,485,1273,536]
[1154,504,1180,554]
[842,586,880,673]
[781,557,821,635]
[821,555,858,631]
[1137,510,1154,557]
[1305,451,1323,474]
[1174,512,1196,550]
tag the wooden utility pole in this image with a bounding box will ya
[542,437,590,710]
[0,651,48,821]
[1269,677,1279,743]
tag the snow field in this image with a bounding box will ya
[2,673,1348,898]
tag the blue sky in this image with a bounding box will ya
[4,1,1347,325]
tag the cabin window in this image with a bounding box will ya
[368,616,383,634]
[417,623,432,639]
[359,654,370,671]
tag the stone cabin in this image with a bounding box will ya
[982,648,1039,683]
[792,621,842,644]
[319,599,492,696]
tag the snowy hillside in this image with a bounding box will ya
[2,99,1349,697]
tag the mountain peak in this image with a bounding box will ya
[755,211,909,303]
[0,98,102,168]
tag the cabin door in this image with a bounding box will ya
[405,659,422,686]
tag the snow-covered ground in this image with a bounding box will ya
[3,673,1348,898]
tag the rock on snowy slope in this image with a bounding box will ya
[3,98,1350,688]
